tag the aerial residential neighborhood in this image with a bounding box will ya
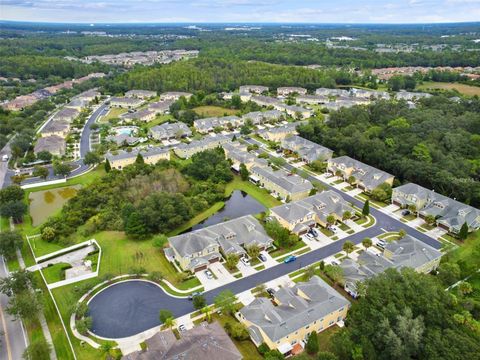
[1,10,480,360]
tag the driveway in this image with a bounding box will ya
[196,262,236,291]
[236,261,256,277]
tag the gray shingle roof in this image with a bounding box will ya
[239,276,349,343]
[251,166,313,195]
[150,122,191,139]
[282,135,333,162]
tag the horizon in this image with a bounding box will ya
[2,0,480,24]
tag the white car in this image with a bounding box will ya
[330,226,338,233]
[240,257,250,266]
[205,270,214,279]
[178,324,187,332]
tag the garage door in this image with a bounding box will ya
[393,201,402,207]
[438,223,450,231]
[194,265,208,272]
[208,257,220,264]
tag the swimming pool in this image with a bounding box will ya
[113,126,139,136]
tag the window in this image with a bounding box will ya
[305,325,310,330]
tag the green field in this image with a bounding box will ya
[100,107,127,122]
[193,106,239,118]
[417,82,480,96]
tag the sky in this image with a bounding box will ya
[2,0,480,24]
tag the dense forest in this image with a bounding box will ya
[41,148,233,242]
[297,97,480,207]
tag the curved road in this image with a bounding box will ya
[89,137,442,339]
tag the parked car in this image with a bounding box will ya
[258,253,267,262]
[188,291,202,300]
[324,173,333,178]
[401,210,410,216]
[241,257,250,266]
[284,255,297,264]
[306,232,315,238]
[377,240,386,249]
[331,260,340,266]
[330,226,338,233]
[311,228,319,237]
[266,288,276,297]
[178,324,187,332]
[205,270,213,279]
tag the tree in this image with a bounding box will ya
[163,316,176,330]
[0,185,24,203]
[342,241,354,257]
[305,265,316,280]
[23,339,51,360]
[124,211,148,239]
[153,234,168,248]
[33,166,49,180]
[99,342,114,358]
[317,352,338,360]
[0,200,27,223]
[159,309,173,323]
[246,244,260,259]
[53,162,72,177]
[342,211,352,221]
[459,222,469,240]
[135,153,145,165]
[326,214,336,226]
[225,253,239,270]
[398,229,407,239]
[347,175,356,185]
[0,270,35,296]
[224,321,249,340]
[7,290,42,321]
[41,226,56,242]
[201,306,211,322]
[239,163,249,181]
[362,200,370,216]
[458,281,473,296]
[214,290,237,315]
[371,183,392,203]
[306,331,319,354]
[362,238,372,249]
[0,231,23,259]
[83,151,101,166]
[437,262,461,287]
[76,317,92,335]
[424,214,436,225]
[193,295,206,310]
[324,265,343,286]
[104,158,111,173]
[36,150,52,162]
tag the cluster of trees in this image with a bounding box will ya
[0,185,27,223]
[264,219,299,249]
[41,148,233,242]
[297,97,480,206]
[330,269,480,360]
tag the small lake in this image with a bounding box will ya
[192,190,266,230]
[29,185,81,226]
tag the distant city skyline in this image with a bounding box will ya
[2,0,480,24]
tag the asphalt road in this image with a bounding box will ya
[0,257,28,360]
[1,103,109,189]
[89,136,442,339]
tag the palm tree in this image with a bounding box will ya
[163,316,176,330]
[342,241,354,257]
[326,214,336,226]
[362,238,373,249]
[100,342,114,358]
[201,306,211,322]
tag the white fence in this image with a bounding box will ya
[21,178,66,189]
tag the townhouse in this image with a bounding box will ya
[276,104,313,119]
[125,90,157,99]
[105,133,139,147]
[105,147,170,170]
[270,191,354,234]
[41,120,70,138]
[250,166,313,202]
[242,110,284,125]
[159,92,193,101]
[256,122,302,142]
[277,87,308,97]
[250,95,281,108]
[193,116,242,134]
[149,122,192,141]
[76,89,100,102]
[341,235,442,297]
[296,94,329,105]
[166,215,273,272]
[237,276,349,355]
[239,85,269,95]
[395,91,432,101]
[223,142,259,170]
[66,98,90,111]
[315,88,350,97]
[148,99,174,114]
[34,135,66,156]
[281,135,333,163]
[121,109,156,123]
[350,88,390,100]
[174,135,232,159]
[327,156,394,192]
[392,183,480,234]
[110,97,145,109]
[53,107,80,123]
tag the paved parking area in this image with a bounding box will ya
[259,251,277,269]
[196,262,236,291]
[237,261,256,277]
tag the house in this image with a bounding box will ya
[105,133,139,146]
[110,97,145,109]
[270,191,354,234]
[166,215,273,272]
[223,142,259,170]
[125,90,157,99]
[124,321,241,360]
[237,276,349,355]
[121,109,156,123]
[250,166,313,201]
[242,110,284,125]
[193,116,242,134]
[281,135,333,163]
[296,95,328,105]
[160,92,193,101]
[276,104,313,119]
[239,85,269,94]
[41,120,70,138]
[256,122,301,142]
[66,98,90,111]
[174,135,231,159]
[76,89,100,101]
[350,88,390,100]
[392,183,480,234]
[149,122,192,141]
[105,147,170,170]
[315,88,349,97]
[327,156,394,192]
[277,87,307,96]
[341,235,442,297]
[53,108,80,123]
[148,100,174,114]
[395,91,432,101]
[34,135,66,156]
[250,95,281,108]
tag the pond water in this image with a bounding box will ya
[191,190,266,230]
[29,185,81,226]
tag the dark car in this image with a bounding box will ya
[401,210,410,216]
[188,291,202,300]
[266,288,275,297]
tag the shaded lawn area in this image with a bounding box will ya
[42,262,70,284]
[269,239,308,258]
[448,230,480,264]
[317,325,341,353]
[225,175,282,209]
[193,106,239,117]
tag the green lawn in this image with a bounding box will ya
[225,175,281,208]
[144,114,174,129]
[417,82,480,97]
[100,107,126,122]
[269,239,307,258]
[316,325,341,353]
[193,106,239,118]
[42,263,71,284]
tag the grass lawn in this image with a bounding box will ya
[447,230,480,264]
[100,107,126,122]
[192,106,239,118]
[144,114,174,129]
[317,325,341,353]
[225,175,281,209]
[269,240,307,258]
[417,82,480,96]
[42,263,71,284]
